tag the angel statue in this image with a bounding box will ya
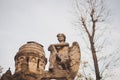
[48,33,81,79]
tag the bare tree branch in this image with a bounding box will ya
[73,0,110,80]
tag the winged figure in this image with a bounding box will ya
[48,33,81,78]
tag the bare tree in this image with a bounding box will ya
[73,0,110,80]
[99,48,120,80]
[77,48,120,80]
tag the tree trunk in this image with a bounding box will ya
[90,38,101,80]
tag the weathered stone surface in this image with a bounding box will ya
[14,41,47,74]
[0,33,81,80]
[48,33,81,80]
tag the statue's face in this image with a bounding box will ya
[57,35,65,42]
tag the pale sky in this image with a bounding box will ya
[0,0,120,79]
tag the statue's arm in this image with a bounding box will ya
[48,43,69,53]
[48,43,69,50]
[52,43,69,47]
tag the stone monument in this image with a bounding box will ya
[0,33,81,80]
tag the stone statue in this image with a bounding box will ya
[48,33,70,71]
[48,33,81,79]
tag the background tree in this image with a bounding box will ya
[72,0,110,80]
[99,48,120,80]
[75,48,120,80]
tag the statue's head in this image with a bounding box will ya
[57,33,66,42]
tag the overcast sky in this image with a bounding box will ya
[0,0,120,79]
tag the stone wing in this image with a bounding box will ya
[69,42,81,75]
